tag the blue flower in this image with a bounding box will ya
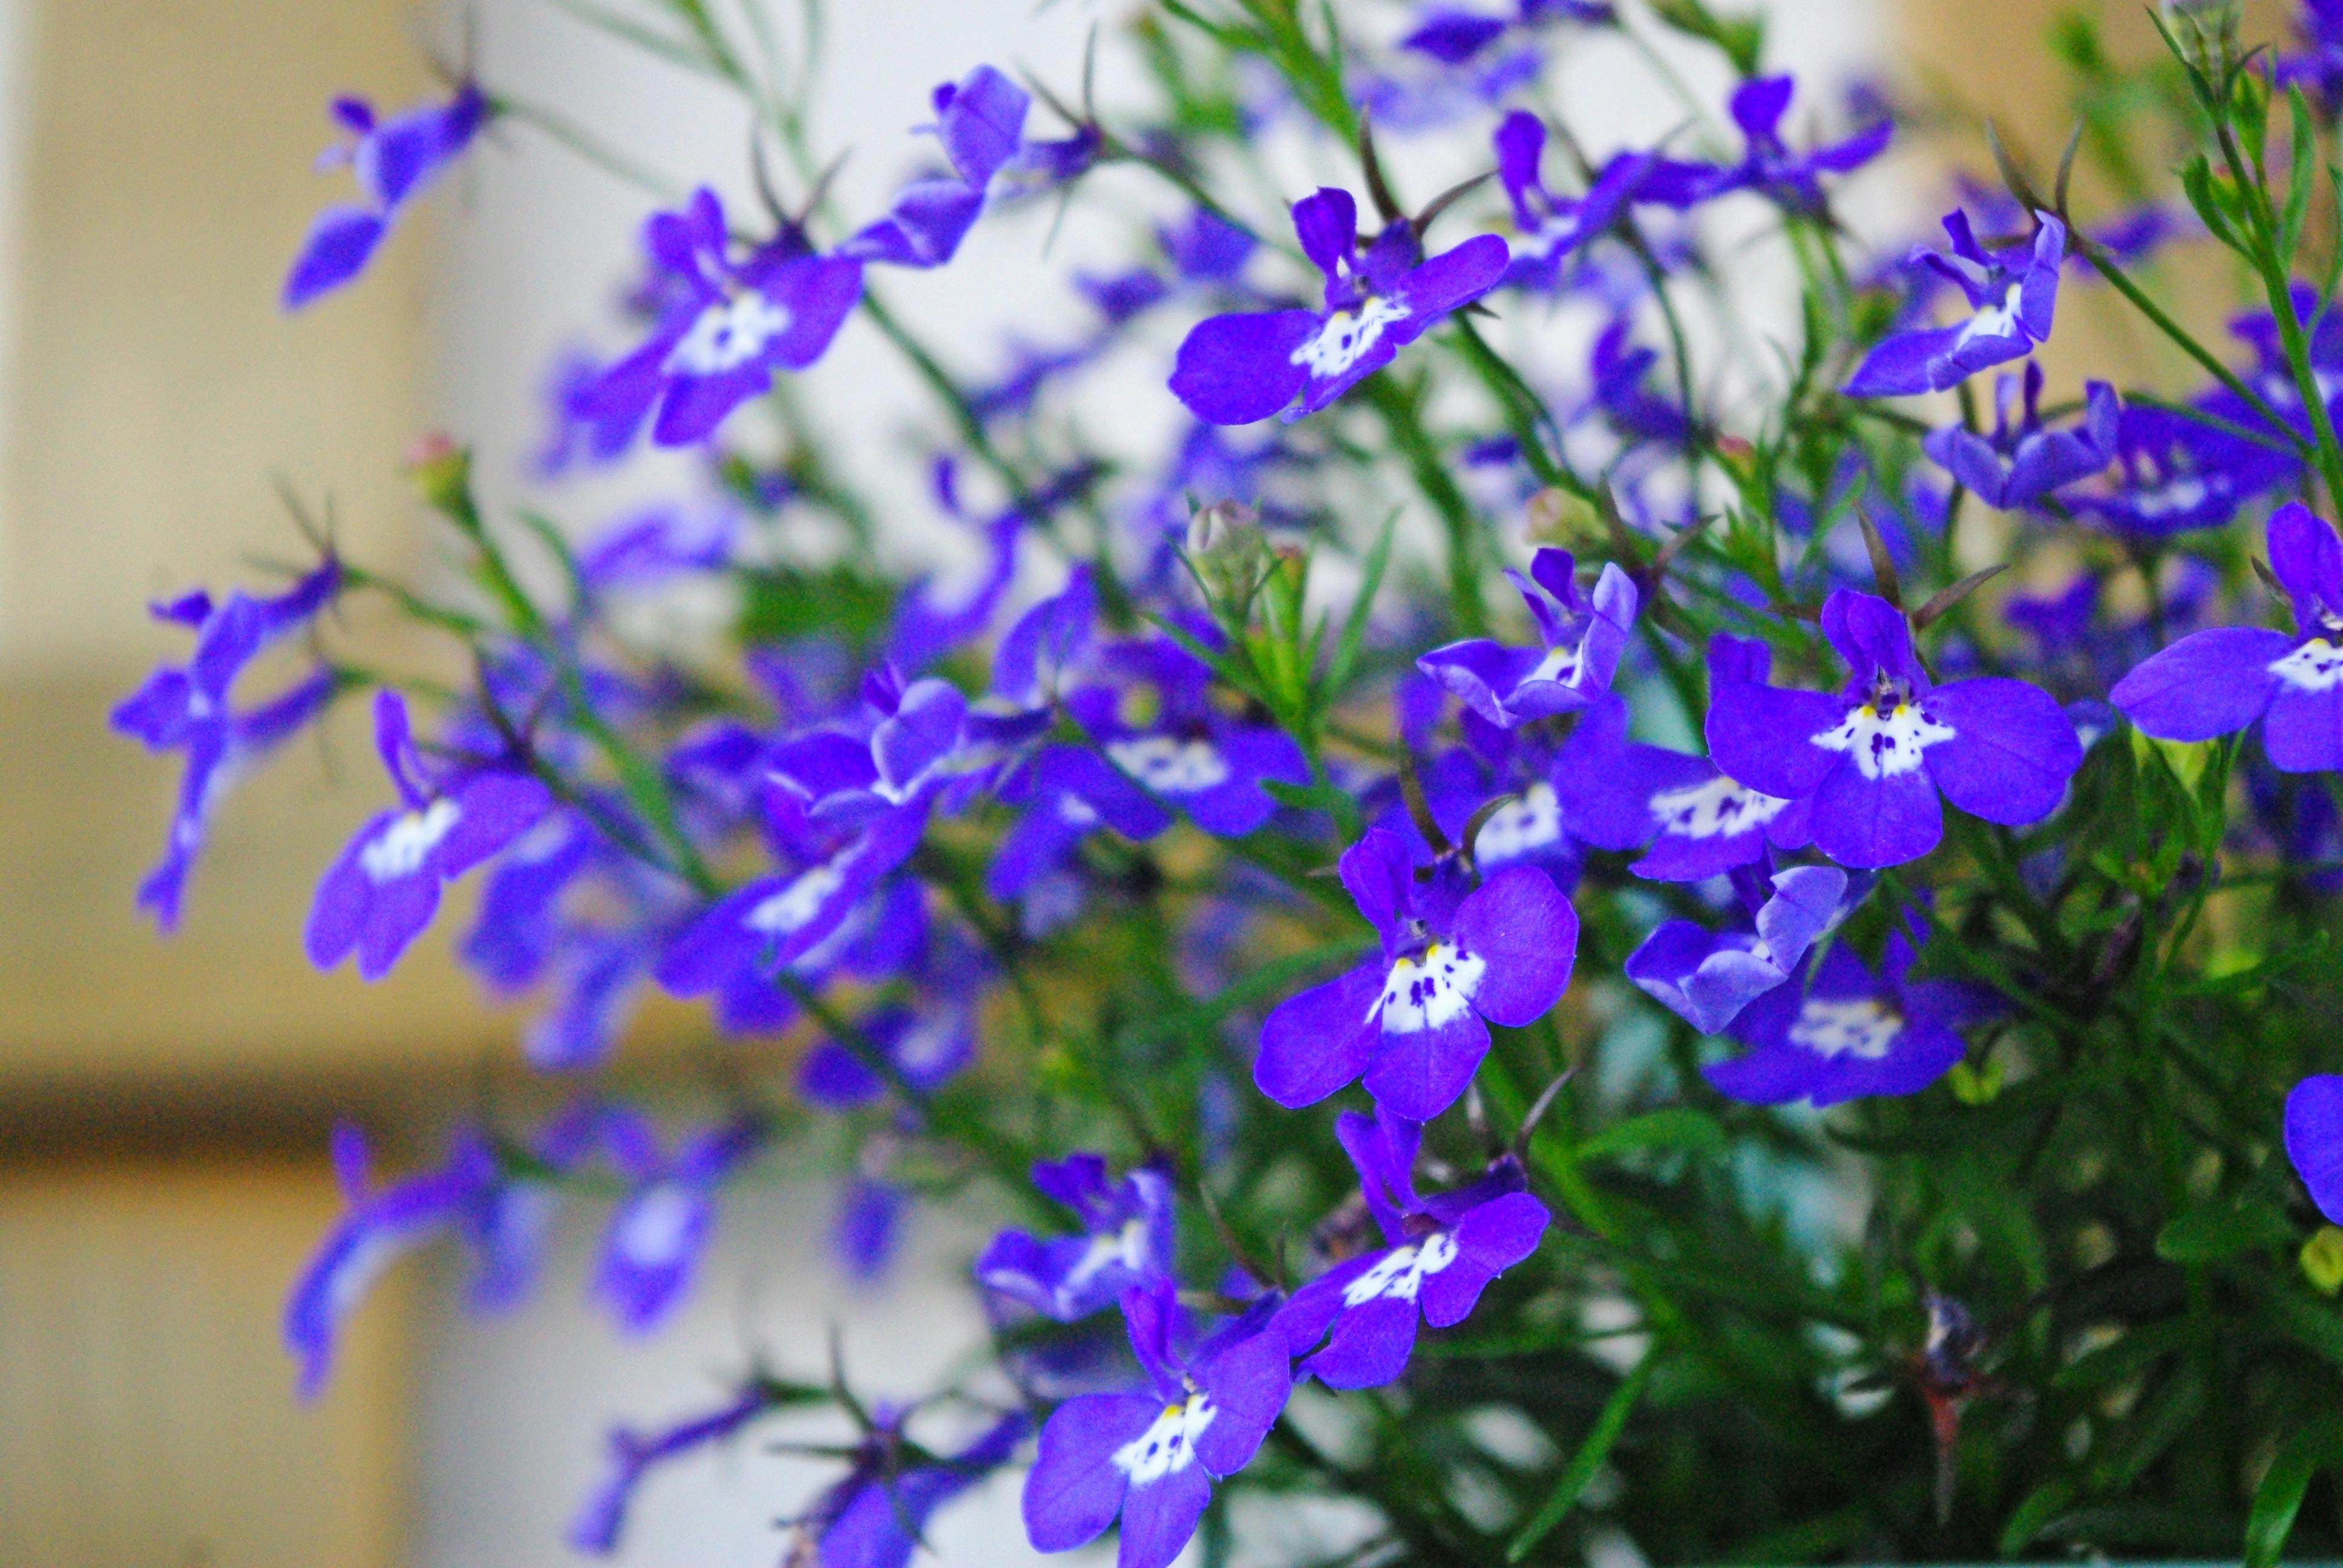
[843,65,1032,269]
[1625,861,1852,1035]
[1705,921,1989,1106]
[1923,364,2119,510]
[977,1154,1178,1321]
[1640,75,1890,212]
[284,83,488,309]
[1417,547,1640,728]
[586,188,863,448]
[594,1111,766,1333]
[306,691,555,980]
[1705,590,2082,869]
[1170,188,1509,424]
[1272,1108,1548,1388]
[1023,1281,1291,1568]
[1845,209,2066,397]
[111,558,341,929]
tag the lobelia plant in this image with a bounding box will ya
[114,0,2343,1562]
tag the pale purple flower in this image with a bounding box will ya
[976,1154,1177,1322]
[284,83,488,309]
[1624,862,1850,1035]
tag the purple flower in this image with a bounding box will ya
[568,1385,781,1555]
[111,558,342,929]
[1922,365,2118,509]
[987,743,1173,914]
[1705,924,1985,1106]
[284,1122,495,1397]
[801,1409,1030,1568]
[1023,1282,1292,1568]
[2068,402,2276,536]
[2111,503,2343,772]
[306,691,555,981]
[1416,547,1639,728]
[1625,862,1850,1035]
[284,82,488,309]
[1640,75,1890,212]
[654,805,929,1018]
[586,188,863,448]
[843,65,1031,269]
[976,1154,1177,1321]
[1705,590,2082,869]
[1273,1108,1548,1388]
[1254,828,1578,1120]
[1168,188,1509,425]
[885,468,1024,670]
[1555,646,1816,882]
[1492,112,1652,292]
[1844,210,2066,397]
[1072,639,1313,836]
[799,932,989,1108]
[2286,1074,2343,1224]
[594,1111,765,1333]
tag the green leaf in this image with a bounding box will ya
[2000,1477,2075,1557]
[2283,84,2319,264]
[2246,1418,2343,1568]
[1506,1349,1656,1561]
[1577,1108,1728,1163]
[2180,153,2243,250]
[1320,508,1398,705]
[2155,1196,2295,1263]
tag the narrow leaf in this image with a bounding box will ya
[1913,563,2008,629]
[1507,1350,1656,1561]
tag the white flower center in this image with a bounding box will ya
[1062,1215,1152,1299]
[1473,782,1563,866]
[669,290,794,375]
[1953,280,2024,349]
[360,797,462,883]
[894,1015,957,1076]
[2126,475,2210,519]
[1340,1230,1461,1307]
[1787,997,1904,1060]
[1108,734,1231,794]
[1290,297,1412,379]
[1527,639,1586,687]
[1057,793,1100,828]
[1373,942,1487,1034]
[1810,702,1956,780]
[2272,637,2343,693]
[612,1182,697,1266]
[746,859,848,936]
[1647,774,1791,841]
[1113,1394,1217,1486]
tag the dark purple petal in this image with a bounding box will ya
[1190,1328,1292,1474]
[2286,1075,2343,1224]
[1291,188,1358,281]
[1704,682,1846,799]
[938,64,1031,188]
[1363,1011,1489,1122]
[2109,627,2292,742]
[1386,234,1512,330]
[1168,309,1317,425]
[2270,501,2343,622]
[1256,963,1384,1108]
[1419,1191,1548,1328]
[283,205,387,310]
[2264,684,2343,771]
[1452,864,1576,1027]
[1303,1296,1418,1388]
[1921,678,2082,826]
[1843,325,1962,398]
[1809,761,1942,869]
[1023,1393,1155,1551]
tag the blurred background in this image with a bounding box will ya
[0,1,2219,1564]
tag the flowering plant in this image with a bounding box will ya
[117,0,2343,1561]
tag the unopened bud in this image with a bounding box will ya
[1187,498,1270,608]
[2302,1226,2343,1296]
[405,432,475,518]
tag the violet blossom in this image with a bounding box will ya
[1844,209,2066,397]
[1417,546,1639,728]
[1922,365,2119,510]
[976,1153,1177,1321]
[1624,861,1851,1036]
[284,82,488,309]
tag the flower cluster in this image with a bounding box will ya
[120,2,2343,1563]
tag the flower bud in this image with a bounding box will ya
[405,432,476,520]
[1187,498,1271,609]
[2302,1226,2343,1296]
